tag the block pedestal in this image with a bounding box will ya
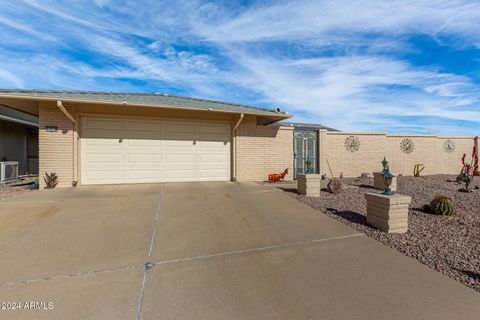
[297,174,321,197]
[373,172,397,192]
[364,193,411,233]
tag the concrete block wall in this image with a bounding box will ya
[235,116,294,181]
[39,102,75,188]
[320,130,478,178]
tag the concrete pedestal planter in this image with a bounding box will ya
[373,172,397,192]
[365,193,411,233]
[297,174,321,197]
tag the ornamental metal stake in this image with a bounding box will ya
[381,156,388,173]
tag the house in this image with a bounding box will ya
[0,90,294,187]
[0,103,39,180]
[1,89,475,188]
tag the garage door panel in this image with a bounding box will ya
[85,153,124,164]
[166,169,197,181]
[199,169,229,180]
[164,123,196,133]
[85,169,124,182]
[165,140,195,147]
[84,119,124,130]
[199,154,228,163]
[127,133,164,142]
[126,170,162,181]
[81,118,230,184]
[127,153,162,164]
[84,137,123,146]
[165,154,196,163]
[127,121,162,132]
[127,140,163,148]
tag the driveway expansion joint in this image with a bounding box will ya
[136,184,165,320]
[153,233,364,267]
[0,263,141,288]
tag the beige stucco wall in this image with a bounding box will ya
[320,130,478,178]
[235,116,294,181]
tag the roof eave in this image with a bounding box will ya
[0,94,292,120]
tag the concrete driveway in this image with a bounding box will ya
[0,182,478,319]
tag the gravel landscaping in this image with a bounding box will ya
[287,175,480,292]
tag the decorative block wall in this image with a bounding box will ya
[319,130,478,178]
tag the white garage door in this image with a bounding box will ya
[80,117,231,184]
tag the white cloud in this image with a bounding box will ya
[0,0,479,134]
[0,69,24,88]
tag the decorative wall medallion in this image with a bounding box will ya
[443,139,456,153]
[400,138,414,153]
[344,135,360,152]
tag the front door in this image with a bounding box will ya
[294,131,318,178]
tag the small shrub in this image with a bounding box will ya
[44,172,59,189]
[327,178,343,194]
[429,195,454,216]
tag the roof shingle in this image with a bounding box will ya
[0,89,290,118]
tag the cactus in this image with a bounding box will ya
[413,164,425,177]
[429,196,454,216]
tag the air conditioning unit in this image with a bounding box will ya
[0,161,19,181]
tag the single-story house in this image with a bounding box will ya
[1,89,476,188]
[0,90,298,187]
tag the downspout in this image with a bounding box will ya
[233,113,244,181]
[57,101,78,186]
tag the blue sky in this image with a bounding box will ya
[0,0,480,134]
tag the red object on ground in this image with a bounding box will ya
[268,168,289,183]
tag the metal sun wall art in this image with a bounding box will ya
[443,139,456,153]
[400,138,415,153]
[345,135,360,152]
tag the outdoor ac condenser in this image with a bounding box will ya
[0,161,19,181]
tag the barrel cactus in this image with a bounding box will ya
[430,196,454,216]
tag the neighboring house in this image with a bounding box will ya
[0,90,294,187]
[0,104,39,177]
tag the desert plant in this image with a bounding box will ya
[429,196,454,216]
[461,146,479,191]
[44,172,58,189]
[327,178,343,194]
[413,164,425,177]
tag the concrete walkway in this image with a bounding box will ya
[0,182,478,319]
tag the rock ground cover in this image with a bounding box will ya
[288,175,480,292]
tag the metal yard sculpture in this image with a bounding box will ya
[461,146,478,192]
